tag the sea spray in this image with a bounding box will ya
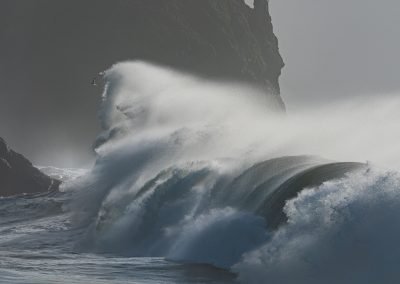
[64,61,400,283]
[234,169,400,284]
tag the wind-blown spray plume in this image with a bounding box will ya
[64,61,400,283]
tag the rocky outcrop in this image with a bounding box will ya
[1,0,285,159]
[6,0,284,108]
[0,138,60,197]
[128,0,285,109]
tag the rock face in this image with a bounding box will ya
[129,0,285,109]
[1,0,285,161]
[0,138,60,197]
[3,0,285,109]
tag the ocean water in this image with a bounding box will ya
[1,61,400,284]
[0,174,235,284]
[0,253,235,284]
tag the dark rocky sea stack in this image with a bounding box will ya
[0,138,60,197]
[2,0,284,111]
[1,0,285,158]
[132,0,285,108]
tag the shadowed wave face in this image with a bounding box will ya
[63,61,400,283]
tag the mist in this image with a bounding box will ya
[2,2,400,283]
[92,61,400,171]
[2,0,400,167]
[270,0,400,108]
[66,61,400,283]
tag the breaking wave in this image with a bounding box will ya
[234,169,400,284]
[64,61,400,283]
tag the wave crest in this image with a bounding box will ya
[235,169,400,284]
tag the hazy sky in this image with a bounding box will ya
[270,0,400,109]
[1,0,399,167]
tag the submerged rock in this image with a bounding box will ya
[0,137,60,197]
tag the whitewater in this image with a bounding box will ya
[1,61,400,284]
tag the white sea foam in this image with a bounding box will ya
[243,0,255,9]
[93,61,400,170]
[65,61,400,283]
[234,169,400,283]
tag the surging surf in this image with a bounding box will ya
[63,61,400,283]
